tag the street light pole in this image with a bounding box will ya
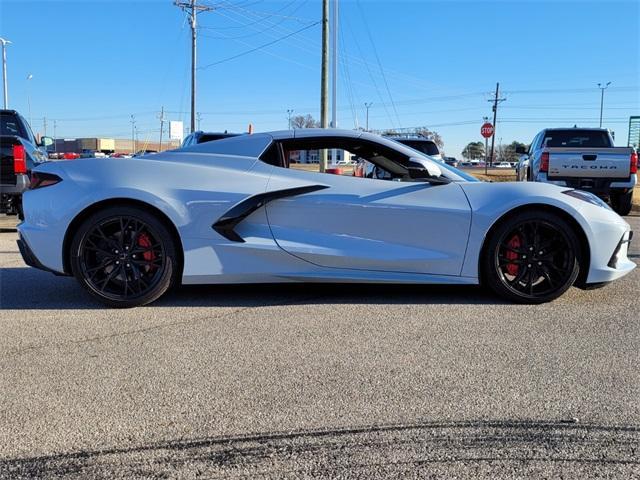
[0,38,10,109]
[26,74,33,127]
[287,109,293,129]
[483,116,489,175]
[364,102,372,131]
[598,82,611,128]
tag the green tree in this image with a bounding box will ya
[497,141,527,162]
[462,141,485,160]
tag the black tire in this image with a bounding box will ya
[611,190,633,216]
[70,205,178,308]
[482,210,581,304]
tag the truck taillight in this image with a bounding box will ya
[13,144,27,174]
[540,151,549,173]
[631,150,638,174]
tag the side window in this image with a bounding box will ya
[18,115,36,144]
[259,143,285,167]
[530,133,541,153]
[277,138,409,181]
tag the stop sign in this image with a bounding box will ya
[481,122,494,138]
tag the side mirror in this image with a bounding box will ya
[40,136,54,148]
[515,146,526,155]
[407,157,442,179]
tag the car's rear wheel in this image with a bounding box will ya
[70,206,178,307]
[482,211,580,304]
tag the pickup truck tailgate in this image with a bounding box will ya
[547,147,632,179]
[0,136,21,185]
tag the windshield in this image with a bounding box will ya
[392,141,479,182]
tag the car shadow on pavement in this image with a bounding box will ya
[0,266,509,310]
[1,419,638,478]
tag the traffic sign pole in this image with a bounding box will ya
[481,121,494,175]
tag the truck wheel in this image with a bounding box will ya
[611,190,633,216]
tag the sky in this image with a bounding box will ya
[0,0,638,157]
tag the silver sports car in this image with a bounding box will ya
[17,129,635,307]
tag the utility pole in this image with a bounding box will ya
[53,120,57,153]
[330,0,338,165]
[158,106,165,152]
[287,109,293,129]
[598,82,611,128]
[175,0,213,134]
[319,0,329,172]
[331,0,338,129]
[197,111,202,130]
[130,114,136,154]
[488,82,506,167]
[43,117,47,137]
[365,102,372,131]
[0,38,10,108]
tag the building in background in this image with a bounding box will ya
[53,137,180,155]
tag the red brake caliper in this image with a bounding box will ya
[505,235,521,276]
[137,233,156,268]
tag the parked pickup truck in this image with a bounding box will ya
[1,109,52,216]
[516,127,637,215]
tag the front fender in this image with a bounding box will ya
[458,181,626,279]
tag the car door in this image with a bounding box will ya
[264,166,472,277]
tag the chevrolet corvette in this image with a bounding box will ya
[17,129,635,307]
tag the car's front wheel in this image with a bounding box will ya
[611,190,633,216]
[70,205,178,307]
[482,210,581,304]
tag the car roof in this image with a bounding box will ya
[543,127,609,132]
[175,128,443,160]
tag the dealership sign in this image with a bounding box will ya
[169,121,184,141]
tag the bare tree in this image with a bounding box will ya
[291,114,320,129]
[414,128,444,149]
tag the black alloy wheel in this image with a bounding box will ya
[483,211,580,303]
[70,206,178,307]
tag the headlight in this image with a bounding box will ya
[562,189,611,210]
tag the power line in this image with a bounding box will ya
[199,21,320,68]
[356,0,401,128]
[198,0,313,40]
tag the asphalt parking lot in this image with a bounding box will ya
[1,215,639,478]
